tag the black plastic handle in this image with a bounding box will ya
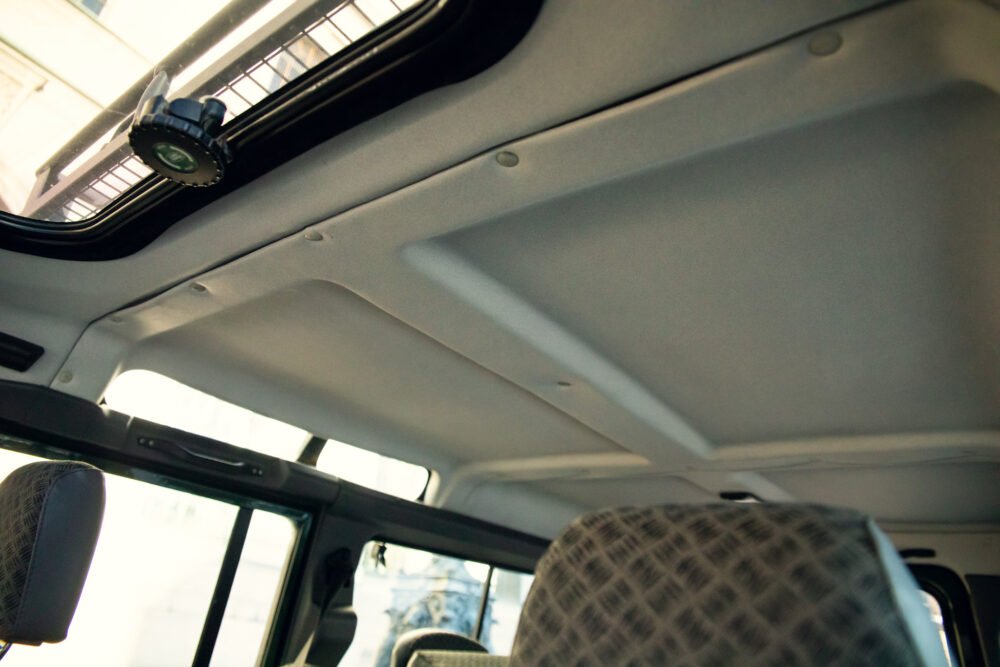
[136,435,263,477]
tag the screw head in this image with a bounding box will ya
[496,151,520,168]
[58,370,74,383]
[808,31,842,56]
[304,230,323,241]
[190,282,208,293]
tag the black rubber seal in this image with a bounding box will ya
[910,564,988,667]
[192,506,254,667]
[0,331,44,372]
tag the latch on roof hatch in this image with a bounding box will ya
[129,72,232,187]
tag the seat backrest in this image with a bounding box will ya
[0,461,105,649]
[391,629,488,667]
[508,503,949,666]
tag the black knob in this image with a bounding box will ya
[129,73,232,187]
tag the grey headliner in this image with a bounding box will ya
[442,85,1000,444]
[1,0,999,538]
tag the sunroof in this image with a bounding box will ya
[0,0,421,223]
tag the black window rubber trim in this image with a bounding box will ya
[0,0,544,260]
[192,506,254,667]
[965,575,999,667]
[910,564,988,667]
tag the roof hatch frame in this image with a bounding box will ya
[0,0,543,260]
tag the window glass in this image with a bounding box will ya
[105,370,431,500]
[104,369,310,459]
[341,543,492,667]
[0,445,296,667]
[921,590,957,666]
[482,569,534,655]
[316,439,429,501]
[211,511,298,667]
[74,0,108,17]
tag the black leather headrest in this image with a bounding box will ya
[0,461,105,645]
[391,628,488,667]
[510,504,949,666]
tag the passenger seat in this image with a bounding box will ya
[392,629,504,667]
[0,461,105,661]
[410,503,949,666]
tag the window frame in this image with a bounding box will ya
[910,564,988,667]
[0,380,548,665]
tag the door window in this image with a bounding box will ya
[340,542,534,666]
[0,445,298,667]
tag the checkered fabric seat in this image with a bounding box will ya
[506,504,949,667]
[0,461,105,654]
[394,629,490,667]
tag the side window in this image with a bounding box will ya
[921,590,958,666]
[212,511,297,667]
[315,440,429,501]
[483,568,534,655]
[104,371,432,501]
[0,445,298,667]
[340,542,534,666]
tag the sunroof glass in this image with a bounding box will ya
[0,0,421,224]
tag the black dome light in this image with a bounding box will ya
[129,72,232,187]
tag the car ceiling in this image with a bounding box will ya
[1,0,999,537]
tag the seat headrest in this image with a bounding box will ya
[407,650,509,667]
[509,504,949,667]
[0,461,105,645]
[391,629,488,667]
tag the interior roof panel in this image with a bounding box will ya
[443,85,1000,443]
[763,463,1000,523]
[132,281,623,465]
[11,0,999,532]
[1,0,888,383]
[537,476,718,509]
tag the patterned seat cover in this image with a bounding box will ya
[508,504,948,667]
[0,461,105,646]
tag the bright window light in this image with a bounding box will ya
[316,440,429,500]
[0,447,295,667]
[0,0,423,221]
[104,370,431,500]
[920,591,956,666]
[103,370,309,459]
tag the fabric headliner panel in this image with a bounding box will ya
[131,281,623,464]
[520,462,1000,525]
[442,85,1000,445]
[0,0,887,389]
[35,0,1000,533]
[537,475,717,509]
[763,462,1000,523]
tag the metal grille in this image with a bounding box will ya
[56,155,152,223]
[214,0,417,118]
[30,0,420,223]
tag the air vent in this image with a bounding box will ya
[0,331,44,372]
